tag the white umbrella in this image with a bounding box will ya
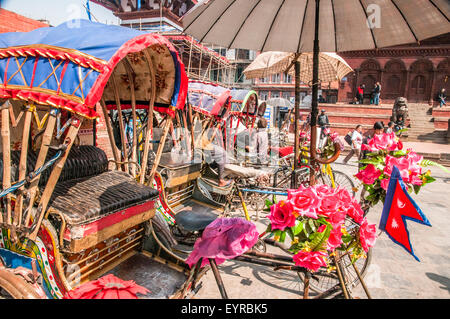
[266,97,293,109]
[182,0,450,185]
[243,51,353,84]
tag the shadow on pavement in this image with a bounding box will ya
[426,273,450,293]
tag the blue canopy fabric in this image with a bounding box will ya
[188,80,230,118]
[0,20,187,118]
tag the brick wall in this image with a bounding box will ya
[0,9,49,33]
[94,103,115,160]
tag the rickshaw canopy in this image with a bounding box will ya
[229,89,258,117]
[0,20,187,119]
[188,80,230,118]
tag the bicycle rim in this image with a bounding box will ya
[321,170,356,196]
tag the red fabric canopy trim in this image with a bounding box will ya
[0,34,187,119]
[85,33,188,118]
[0,46,108,73]
[0,87,98,119]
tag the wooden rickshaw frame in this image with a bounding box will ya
[0,21,207,299]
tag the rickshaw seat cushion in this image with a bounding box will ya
[49,170,159,226]
[175,210,218,232]
[223,164,268,179]
[3,145,108,187]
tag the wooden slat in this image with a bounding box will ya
[99,99,121,170]
[124,58,138,178]
[23,109,57,229]
[28,117,83,241]
[139,49,157,184]
[13,106,33,229]
[110,74,129,173]
[1,102,12,225]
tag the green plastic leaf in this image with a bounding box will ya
[265,199,274,210]
[279,231,287,243]
[310,225,331,252]
[292,221,304,235]
[421,159,450,173]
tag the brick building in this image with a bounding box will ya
[0,9,49,33]
[337,33,450,106]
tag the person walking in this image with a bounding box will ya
[343,125,363,164]
[372,82,381,106]
[437,88,446,108]
[317,109,329,148]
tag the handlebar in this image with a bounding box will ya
[314,142,341,165]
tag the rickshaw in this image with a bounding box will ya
[149,80,235,254]
[0,20,207,299]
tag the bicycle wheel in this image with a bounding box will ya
[321,170,356,197]
[297,218,372,295]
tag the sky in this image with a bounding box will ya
[0,0,119,26]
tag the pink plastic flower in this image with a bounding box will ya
[335,186,352,209]
[268,201,297,231]
[327,226,344,251]
[317,194,340,217]
[362,132,401,152]
[293,250,327,272]
[380,178,390,190]
[359,219,377,252]
[313,184,336,197]
[355,164,382,185]
[346,200,365,224]
[327,210,346,228]
[287,185,320,219]
[384,152,423,185]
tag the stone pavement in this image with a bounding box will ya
[195,156,450,299]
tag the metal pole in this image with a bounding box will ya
[209,258,229,299]
[292,58,301,188]
[309,0,321,185]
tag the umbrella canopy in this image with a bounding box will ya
[266,97,293,109]
[64,274,149,299]
[182,0,450,53]
[244,51,353,84]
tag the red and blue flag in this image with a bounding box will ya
[379,165,431,261]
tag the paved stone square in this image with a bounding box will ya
[196,157,450,299]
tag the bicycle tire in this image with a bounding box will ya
[321,170,356,197]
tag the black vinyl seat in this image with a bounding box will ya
[3,145,159,226]
[49,170,159,226]
[175,209,218,232]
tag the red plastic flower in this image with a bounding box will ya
[362,132,401,152]
[346,200,365,224]
[335,186,352,209]
[268,200,297,231]
[327,226,344,251]
[314,184,337,197]
[293,250,327,272]
[287,185,320,219]
[355,164,382,185]
[359,219,377,253]
[317,193,341,217]
[64,274,150,299]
